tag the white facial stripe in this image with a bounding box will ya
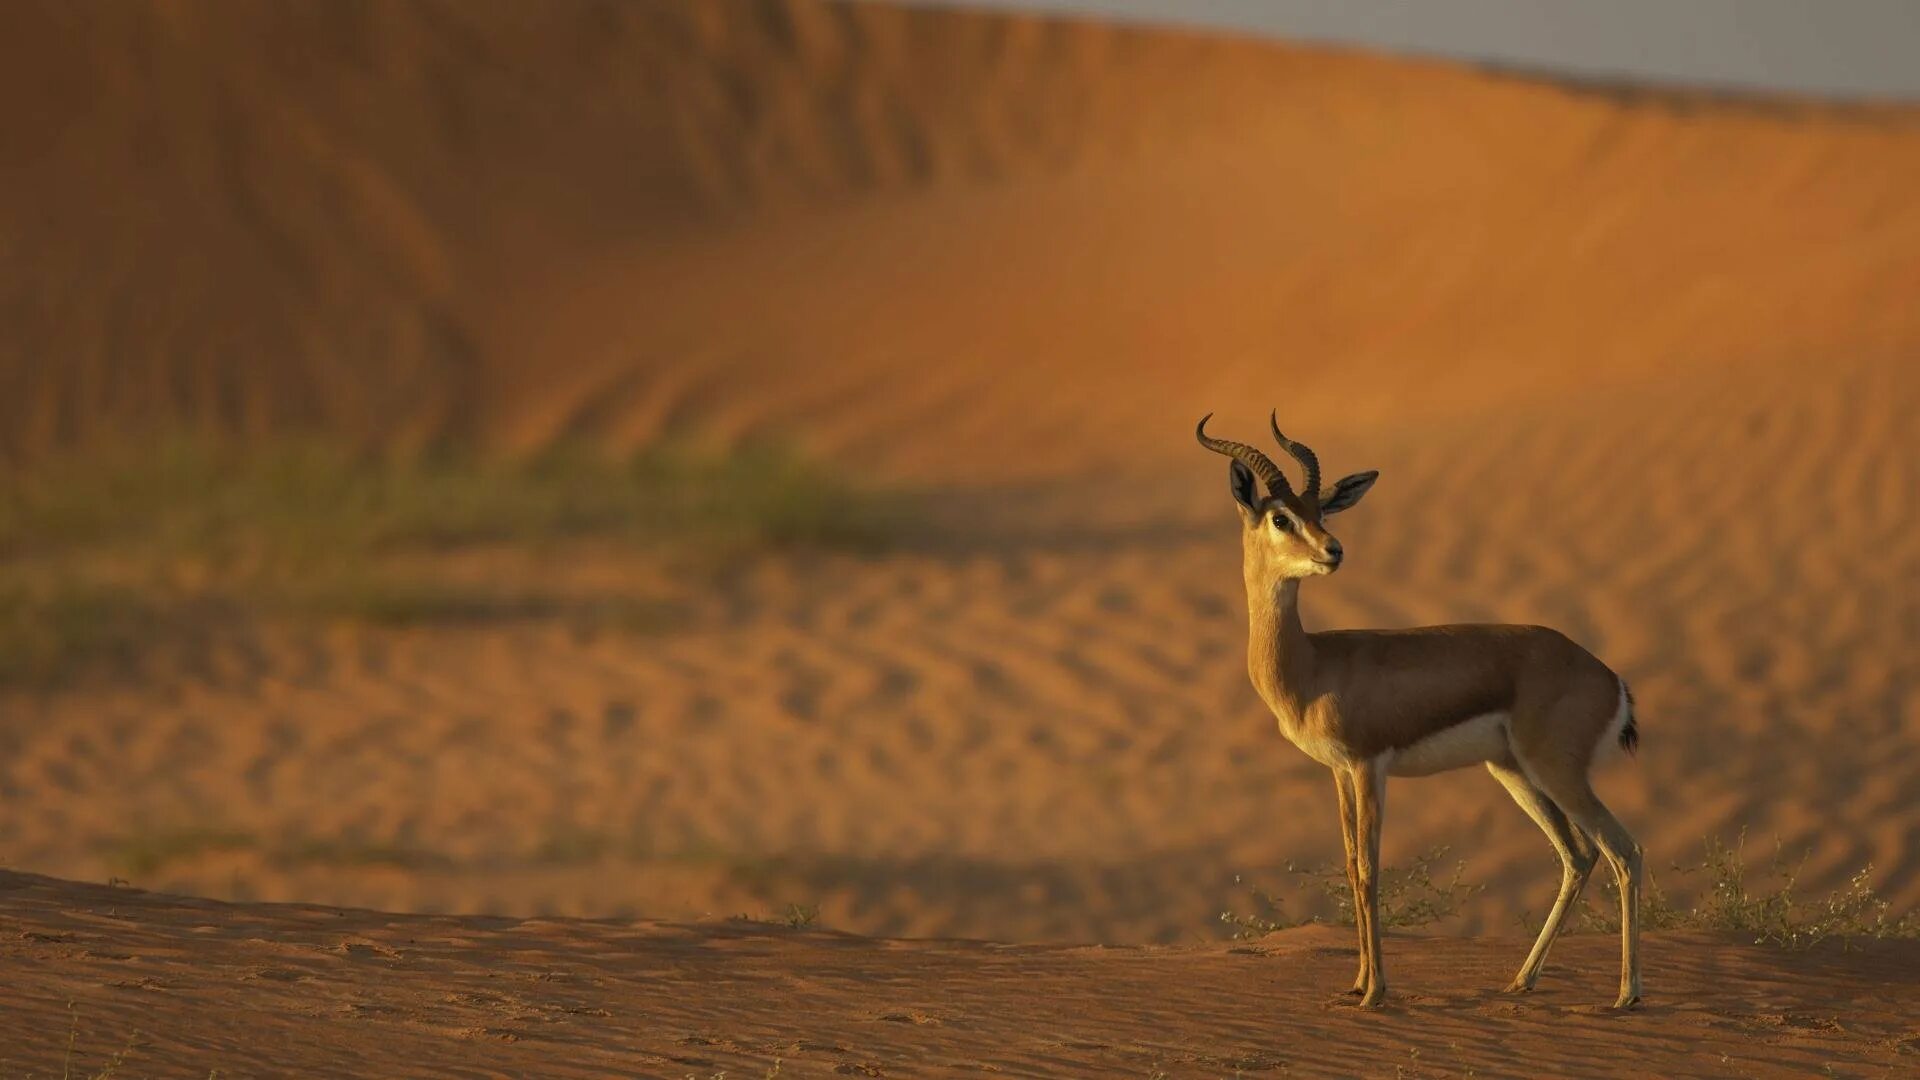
[1276,508,1331,551]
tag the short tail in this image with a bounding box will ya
[1617,678,1639,756]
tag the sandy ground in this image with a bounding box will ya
[1,0,1918,1072]
[3,868,1920,1068]
[5,872,1918,1078]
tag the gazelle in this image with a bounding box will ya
[1198,413,1643,1009]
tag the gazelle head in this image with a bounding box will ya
[1197,412,1379,581]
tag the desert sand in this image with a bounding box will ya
[1,0,1918,1073]
[5,871,1918,1078]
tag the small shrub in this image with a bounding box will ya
[1225,834,1917,948]
[1580,830,1920,947]
[1219,875,1299,939]
[726,901,822,930]
[1220,847,1484,939]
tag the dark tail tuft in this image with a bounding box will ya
[1618,680,1639,756]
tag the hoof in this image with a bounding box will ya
[1611,994,1641,1010]
[1502,979,1535,995]
[1359,987,1387,1008]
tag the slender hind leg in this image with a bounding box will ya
[1531,776,1643,1009]
[1577,804,1643,1008]
[1333,770,1369,995]
[1487,761,1597,992]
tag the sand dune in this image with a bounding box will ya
[2,0,1917,966]
[5,0,1920,469]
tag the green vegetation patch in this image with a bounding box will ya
[266,836,449,870]
[0,437,908,562]
[96,827,259,878]
[0,578,166,690]
[0,436,912,688]
[96,827,452,877]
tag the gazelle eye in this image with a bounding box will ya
[1270,513,1291,532]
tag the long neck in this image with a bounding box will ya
[1246,573,1314,709]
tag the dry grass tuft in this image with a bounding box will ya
[1220,846,1483,938]
[1226,834,1918,948]
[1579,831,1920,947]
[59,1002,140,1080]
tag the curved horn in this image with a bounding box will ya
[1196,414,1293,497]
[1269,411,1321,504]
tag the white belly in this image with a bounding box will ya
[1386,712,1511,777]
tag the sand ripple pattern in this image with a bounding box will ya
[3,352,1914,943]
[1,874,1916,1078]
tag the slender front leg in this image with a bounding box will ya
[1350,758,1388,1007]
[1333,770,1369,995]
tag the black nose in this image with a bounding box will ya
[1324,541,1343,564]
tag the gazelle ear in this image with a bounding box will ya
[1228,460,1260,516]
[1319,470,1379,515]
